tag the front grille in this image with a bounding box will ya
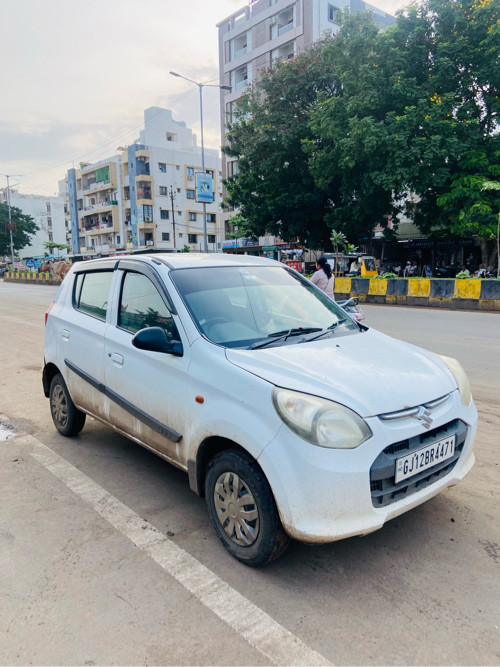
[370,419,467,508]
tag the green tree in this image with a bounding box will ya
[0,203,38,256]
[223,40,336,249]
[307,0,500,261]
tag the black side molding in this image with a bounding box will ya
[64,359,182,443]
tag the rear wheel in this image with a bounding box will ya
[205,449,289,566]
[49,373,86,436]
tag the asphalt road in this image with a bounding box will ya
[1,282,499,666]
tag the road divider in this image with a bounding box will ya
[334,277,500,311]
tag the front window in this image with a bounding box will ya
[170,266,357,349]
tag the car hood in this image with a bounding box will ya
[225,328,456,417]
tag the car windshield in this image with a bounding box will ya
[170,265,358,349]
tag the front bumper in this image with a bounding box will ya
[258,391,477,543]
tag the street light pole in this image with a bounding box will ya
[169,71,230,253]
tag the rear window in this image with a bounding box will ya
[74,271,113,321]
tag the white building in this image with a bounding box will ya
[0,188,67,259]
[64,107,223,255]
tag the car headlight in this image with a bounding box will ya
[272,387,372,449]
[437,354,472,406]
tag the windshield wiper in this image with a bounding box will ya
[302,322,339,342]
[249,327,322,350]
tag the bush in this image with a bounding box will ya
[380,272,398,279]
[455,272,471,279]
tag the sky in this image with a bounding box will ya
[1,0,409,197]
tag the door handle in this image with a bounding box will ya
[61,329,70,341]
[108,352,124,366]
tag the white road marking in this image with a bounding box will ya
[27,436,332,666]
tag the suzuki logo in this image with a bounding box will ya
[414,407,433,429]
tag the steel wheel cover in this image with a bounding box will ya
[51,384,68,427]
[213,472,260,546]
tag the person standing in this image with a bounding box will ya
[310,256,335,299]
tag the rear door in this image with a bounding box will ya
[103,263,191,466]
[62,264,115,419]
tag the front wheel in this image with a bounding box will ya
[49,373,86,436]
[205,449,289,567]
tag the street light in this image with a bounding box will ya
[169,71,231,252]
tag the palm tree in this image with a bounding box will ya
[330,230,347,276]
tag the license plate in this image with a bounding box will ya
[395,435,456,484]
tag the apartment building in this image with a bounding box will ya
[0,188,67,259]
[64,107,223,256]
[217,0,394,232]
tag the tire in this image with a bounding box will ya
[49,373,86,437]
[205,449,290,567]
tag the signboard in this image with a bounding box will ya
[25,259,35,268]
[196,172,214,203]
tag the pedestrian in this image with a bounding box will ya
[460,265,470,276]
[474,264,486,278]
[310,256,335,299]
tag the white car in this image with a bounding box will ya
[43,253,477,566]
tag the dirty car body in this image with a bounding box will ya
[43,253,477,566]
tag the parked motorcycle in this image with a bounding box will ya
[337,297,365,322]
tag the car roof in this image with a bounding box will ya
[72,253,280,271]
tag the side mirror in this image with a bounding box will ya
[132,327,183,356]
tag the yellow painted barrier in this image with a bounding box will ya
[335,277,351,293]
[407,278,431,297]
[454,279,482,300]
[368,279,387,295]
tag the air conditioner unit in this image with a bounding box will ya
[145,216,153,222]
[270,16,277,24]
[146,240,154,246]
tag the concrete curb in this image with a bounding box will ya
[335,277,500,311]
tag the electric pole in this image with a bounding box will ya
[169,186,176,250]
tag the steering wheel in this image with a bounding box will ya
[203,316,228,333]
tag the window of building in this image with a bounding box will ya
[160,210,169,220]
[187,167,195,180]
[328,3,341,23]
[176,165,180,171]
[162,232,170,241]
[74,271,114,322]
[186,189,195,199]
[143,205,153,222]
[188,234,197,244]
[177,210,182,216]
[177,188,181,193]
[188,212,197,221]
[118,272,179,339]
[231,64,249,91]
[271,40,296,64]
[158,162,167,173]
[166,133,177,142]
[208,235,216,244]
[207,213,216,223]
[159,186,168,196]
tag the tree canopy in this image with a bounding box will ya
[0,203,38,257]
[223,0,500,259]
